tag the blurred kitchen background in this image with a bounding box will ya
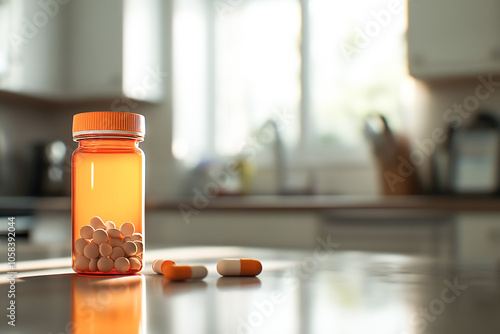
[1,0,500,264]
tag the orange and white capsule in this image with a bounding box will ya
[162,265,208,281]
[217,259,262,277]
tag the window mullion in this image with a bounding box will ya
[300,0,312,152]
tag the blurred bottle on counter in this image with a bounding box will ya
[185,157,255,196]
[235,158,254,195]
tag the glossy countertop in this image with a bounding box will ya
[1,246,499,334]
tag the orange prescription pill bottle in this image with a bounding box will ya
[71,111,145,274]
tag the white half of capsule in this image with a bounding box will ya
[217,259,241,276]
[152,259,165,274]
[190,265,208,279]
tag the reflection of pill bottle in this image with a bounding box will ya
[72,274,144,333]
[71,112,145,274]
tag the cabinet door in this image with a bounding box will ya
[64,0,123,99]
[2,0,66,97]
[321,211,454,256]
[408,0,500,79]
[1,0,164,102]
[456,213,500,264]
[0,0,123,100]
[147,211,320,249]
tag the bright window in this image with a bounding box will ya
[0,0,11,77]
[308,0,407,146]
[173,0,408,164]
[215,0,301,155]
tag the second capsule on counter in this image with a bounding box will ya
[163,265,208,281]
[217,259,262,277]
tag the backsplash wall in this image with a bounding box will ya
[0,100,71,196]
[407,75,500,191]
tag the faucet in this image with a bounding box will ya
[264,119,288,194]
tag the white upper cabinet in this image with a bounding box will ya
[0,0,67,98]
[408,0,500,79]
[0,0,164,102]
[63,0,124,100]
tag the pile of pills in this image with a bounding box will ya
[74,216,143,274]
[152,258,262,281]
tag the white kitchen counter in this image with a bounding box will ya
[0,246,497,334]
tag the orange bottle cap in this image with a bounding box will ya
[72,111,145,140]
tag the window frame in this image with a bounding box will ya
[173,0,375,167]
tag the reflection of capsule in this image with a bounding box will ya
[161,279,208,296]
[151,274,208,295]
[72,274,144,334]
[216,277,262,290]
[217,259,262,277]
[162,265,208,281]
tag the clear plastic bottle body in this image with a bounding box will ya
[71,137,145,274]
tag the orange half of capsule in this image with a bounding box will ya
[162,265,208,281]
[160,260,176,274]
